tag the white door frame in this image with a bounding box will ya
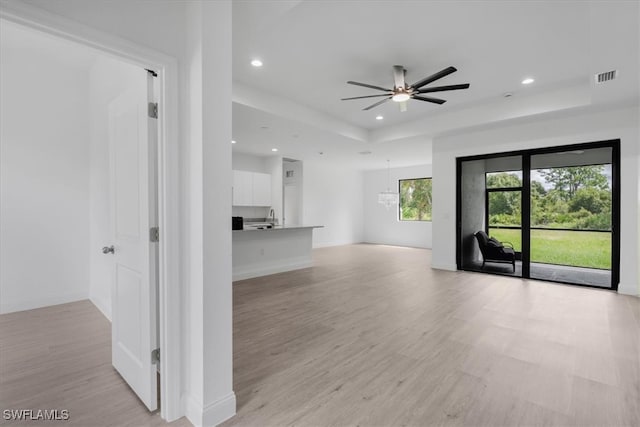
[0,2,183,421]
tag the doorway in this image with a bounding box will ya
[2,15,179,418]
[456,140,620,290]
[283,158,303,226]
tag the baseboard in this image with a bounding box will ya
[362,240,432,249]
[431,262,458,272]
[233,258,312,281]
[0,292,88,314]
[184,396,201,427]
[617,282,639,296]
[90,296,112,321]
[312,239,361,249]
[185,392,236,427]
[203,393,236,426]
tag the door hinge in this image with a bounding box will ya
[151,348,160,364]
[148,102,158,119]
[150,227,159,242]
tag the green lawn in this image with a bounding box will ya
[488,228,611,270]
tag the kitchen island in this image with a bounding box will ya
[232,225,323,281]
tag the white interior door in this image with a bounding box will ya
[107,70,158,411]
[284,184,300,225]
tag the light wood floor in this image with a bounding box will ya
[0,300,190,426]
[223,244,640,427]
[2,244,638,426]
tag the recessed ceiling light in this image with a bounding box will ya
[251,59,263,67]
[231,140,236,144]
[521,77,535,85]
[271,148,278,152]
[376,115,384,120]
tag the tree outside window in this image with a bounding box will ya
[486,166,611,230]
[399,178,432,221]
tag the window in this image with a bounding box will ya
[399,178,432,221]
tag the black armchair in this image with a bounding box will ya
[474,230,516,272]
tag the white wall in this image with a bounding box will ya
[432,106,640,296]
[0,42,91,313]
[232,152,268,173]
[88,56,142,320]
[303,159,364,248]
[363,164,433,248]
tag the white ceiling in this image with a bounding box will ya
[4,3,636,172]
[232,0,639,169]
[232,102,433,170]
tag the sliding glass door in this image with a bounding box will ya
[528,147,614,287]
[456,141,619,290]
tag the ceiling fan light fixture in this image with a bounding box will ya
[392,92,411,102]
[342,65,469,111]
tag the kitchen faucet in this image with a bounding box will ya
[268,208,275,226]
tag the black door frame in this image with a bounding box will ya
[456,139,621,291]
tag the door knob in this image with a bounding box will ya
[102,246,115,254]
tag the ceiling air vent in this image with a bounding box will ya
[595,70,617,84]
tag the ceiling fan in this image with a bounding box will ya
[341,65,470,112]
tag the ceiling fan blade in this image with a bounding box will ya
[412,95,446,104]
[393,65,406,90]
[399,101,408,112]
[341,93,393,101]
[416,83,470,94]
[347,81,392,92]
[363,97,392,111]
[411,66,457,90]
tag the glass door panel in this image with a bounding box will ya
[529,147,613,287]
[458,157,523,277]
[488,190,522,253]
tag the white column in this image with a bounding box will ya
[184,1,235,425]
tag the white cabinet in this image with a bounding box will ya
[232,170,272,206]
[232,170,253,206]
[252,172,272,206]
